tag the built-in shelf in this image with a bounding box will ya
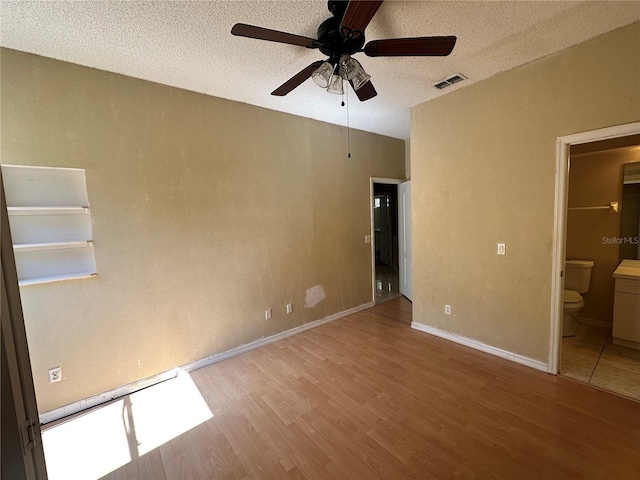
[3,164,97,287]
[18,271,97,287]
[8,206,90,216]
[13,240,94,253]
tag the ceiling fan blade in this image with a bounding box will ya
[231,23,318,48]
[364,36,457,57]
[339,0,383,39]
[350,80,377,102]
[272,61,324,96]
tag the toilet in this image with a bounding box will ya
[563,260,595,337]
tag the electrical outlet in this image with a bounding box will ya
[49,366,62,383]
[444,305,452,315]
[364,235,372,244]
[265,308,272,320]
[286,303,293,314]
[497,243,506,255]
[137,359,142,369]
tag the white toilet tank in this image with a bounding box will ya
[565,260,594,293]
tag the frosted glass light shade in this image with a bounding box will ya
[312,62,333,88]
[339,55,358,80]
[327,74,344,95]
[351,67,371,91]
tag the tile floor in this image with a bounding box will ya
[560,323,640,400]
[375,264,400,303]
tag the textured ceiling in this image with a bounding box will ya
[1,1,638,139]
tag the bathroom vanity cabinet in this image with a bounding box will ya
[612,259,640,350]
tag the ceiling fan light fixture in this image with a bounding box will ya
[312,61,333,88]
[232,1,457,104]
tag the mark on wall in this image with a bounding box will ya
[305,285,326,308]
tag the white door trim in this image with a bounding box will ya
[1,173,49,478]
[550,121,640,374]
[369,177,403,303]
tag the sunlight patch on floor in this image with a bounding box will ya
[131,371,213,455]
[42,399,131,480]
[42,371,213,479]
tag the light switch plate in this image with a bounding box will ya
[497,243,506,255]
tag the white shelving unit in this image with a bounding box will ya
[2,165,97,286]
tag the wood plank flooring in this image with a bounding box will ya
[100,297,639,479]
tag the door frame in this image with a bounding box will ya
[370,177,402,303]
[549,121,640,374]
[1,171,49,479]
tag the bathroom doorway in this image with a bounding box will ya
[370,178,402,304]
[552,122,640,400]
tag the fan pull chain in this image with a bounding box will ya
[345,83,351,158]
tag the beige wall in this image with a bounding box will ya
[405,140,411,180]
[0,48,405,413]
[411,22,639,362]
[567,147,640,324]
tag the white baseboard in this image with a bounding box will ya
[181,301,374,373]
[411,321,549,373]
[39,368,180,425]
[40,301,374,425]
[576,316,612,329]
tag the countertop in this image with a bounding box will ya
[613,259,640,280]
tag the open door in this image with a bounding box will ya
[398,180,412,301]
[1,171,48,479]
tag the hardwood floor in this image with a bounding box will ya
[375,265,400,304]
[92,297,638,479]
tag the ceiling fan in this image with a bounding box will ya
[231,0,456,102]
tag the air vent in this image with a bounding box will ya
[433,73,467,90]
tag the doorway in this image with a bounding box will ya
[551,122,640,400]
[371,179,401,303]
